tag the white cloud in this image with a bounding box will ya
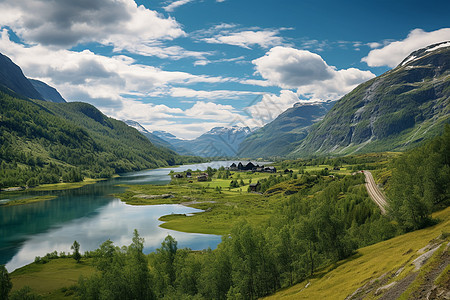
[252,46,375,100]
[244,90,301,126]
[194,24,285,49]
[0,29,231,109]
[0,0,194,59]
[168,87,260,99]
[252,47,334,88]
[362,28,450,67]
[164,0,195,12]
[193,55,245,66]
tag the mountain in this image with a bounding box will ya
[152,130,194,155]
[0,54,188,189]
[291,41,450,156]
[123,120,175,150]
[154,126,252,157]
[28,79,66,103]
[0,53,44,100]
[186,126,252,157]
[238,101,335,158]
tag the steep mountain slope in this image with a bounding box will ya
[0,53,187,188]
[0,91,182,188]
[238,101,335,158]
[29,79,66,103]
[123,120,175,150]
[292,42,450,156]
[0,53,44,100]
[152,130,193,155]
[154,126,252,157]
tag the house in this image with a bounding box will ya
[249,182,261,192]
[264,166,276,173]
[244,162,256,171]
[197,174,208,182]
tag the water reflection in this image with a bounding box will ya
[1,161,267,272]
[6,201,221,271]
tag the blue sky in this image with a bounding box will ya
[0,0,449,138]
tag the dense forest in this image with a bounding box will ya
[0,90,202,189]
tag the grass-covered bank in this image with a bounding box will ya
[264,207,450,299]
[10,258,95,300]
[0,178,100,207]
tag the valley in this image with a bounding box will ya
[0,32,449,300]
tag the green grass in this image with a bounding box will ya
[0,195,57,206]
[10,258,96,300]
[117,171,287,235]
[28,178,100,192]
[264,207,450,300]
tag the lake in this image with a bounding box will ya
[0,161,259,272]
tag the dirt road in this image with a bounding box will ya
[364,171,388,214]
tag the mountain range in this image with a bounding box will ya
[154,126,252,157]
[1,41,449,179]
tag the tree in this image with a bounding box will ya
[0,265,12,300]
[71,241,81,263]
[126,230,153,300]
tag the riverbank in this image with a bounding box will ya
[0,195,58,207]
[0,178,103,207]
[116,168,292,235]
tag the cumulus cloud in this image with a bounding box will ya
[194,24,285,49]
[252,46,375,100]
[244,90,301,126]
[0,29,230,108]
[0,0,188,57]
[252,47,334,88]
[362,28,450,67]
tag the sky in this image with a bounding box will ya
[0,0,449,139]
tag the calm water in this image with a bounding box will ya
[0,161,255,272]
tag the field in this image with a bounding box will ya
[10,258,95,300]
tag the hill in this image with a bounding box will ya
[238,101,335,158]
[0,52,189,188]
[291,42,450,156]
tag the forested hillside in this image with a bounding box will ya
[0,89,191,188]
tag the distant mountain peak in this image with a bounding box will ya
[206,126,252,136]
[124,120,149,134]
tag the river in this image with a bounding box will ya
[0,161,255,272]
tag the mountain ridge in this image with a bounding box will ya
[289,42,450,156]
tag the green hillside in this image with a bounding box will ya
[0,89,183,188]
[291,42,450,157]
[238,101,334,158]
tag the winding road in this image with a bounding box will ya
[363,171,388,214]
